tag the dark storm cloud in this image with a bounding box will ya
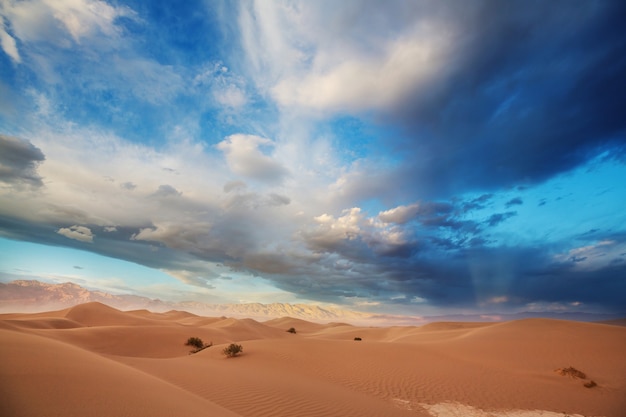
[0,215,219,287]
[485,211,517,227]
[0,135,45,188]
[4,201,623,314]
[461,194,493,212]
[263,238,626,315]
[505,197,523,208]
[510,262,626,312]
[388,0,626,197]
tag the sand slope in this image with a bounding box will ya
[0,329,240,417]
[1,303,625,417]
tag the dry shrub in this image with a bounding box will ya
[555,366,598,388]
[223,343,243,357]
[185,337,204,349]
[555,366,587,379]
[583,380,597,388]
[185,337,212,354]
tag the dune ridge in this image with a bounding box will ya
[1,302,625,417]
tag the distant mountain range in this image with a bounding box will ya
[0,280,410,325]
[0,280,170,313]
[0,279,620,325]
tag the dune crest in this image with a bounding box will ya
[1,302,625,417]
[63,301,158,326]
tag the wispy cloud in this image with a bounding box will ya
[217,134,289,184]
[0,24,20,63]
[0,0,134,46]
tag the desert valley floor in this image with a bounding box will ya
[1,302,625,417]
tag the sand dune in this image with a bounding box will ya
[264,316,329,332]
[1,303,625,417]
[0,329,240,417]
[127,309,201,321]
[202,317,290,342]
[64,301,160,327]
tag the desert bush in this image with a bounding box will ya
[287,327,296,334]
[222,343,243,357]
[185,337,212,353]
[186,337,205,349]
[555,366,586,379]
[354,337,362,341]
[584,380,597,388]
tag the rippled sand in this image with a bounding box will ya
[1,302,624,417]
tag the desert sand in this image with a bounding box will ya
[1,302,625,417]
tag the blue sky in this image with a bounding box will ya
[1,0,625,317]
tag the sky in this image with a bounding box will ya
[1,0,625,317]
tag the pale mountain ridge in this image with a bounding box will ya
[176,300,375,322]
[0,280,401,324]
[0,279,170,312]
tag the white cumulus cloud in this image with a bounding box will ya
[57,225,94,242]
[379,203,421,224]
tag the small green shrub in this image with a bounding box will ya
[287,327,296,334]
[223,343,243,357]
